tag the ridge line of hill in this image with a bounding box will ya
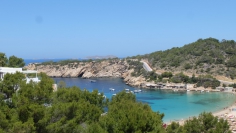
[128,37,236,82]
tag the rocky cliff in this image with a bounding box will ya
[24,60,147,87]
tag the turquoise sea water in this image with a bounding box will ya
[53,77,236,122]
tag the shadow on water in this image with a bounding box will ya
[191,98,223,105]
[191,101,208,105]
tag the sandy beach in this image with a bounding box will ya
[212,95,236,131]
[167,91,236,125]
[167,91,236,129]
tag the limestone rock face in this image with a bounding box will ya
[24,60,150,87]
[122,69,146,87]
[24,60,129,79]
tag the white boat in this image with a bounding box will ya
[201,90,204,93]
[90,80,96,83]
[133,89,142,93]
[112,94,116,96]
[125,89,129,91]
[109,88,115,91]
[187,89,190,92]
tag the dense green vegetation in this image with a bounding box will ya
[0,53,8,67]
[229,83,236,88]
[126,60,146,77]
[129,38,236,79]
[0,73,231,132]
[166,73,220,89]
[91,91,165,133]
[166,112,230,133]
[127,64,221,88]
[0,72,106,133]
[0,53,25,67]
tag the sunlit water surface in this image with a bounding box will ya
[53,77,236,122]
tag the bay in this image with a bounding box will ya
[53,77,236,122]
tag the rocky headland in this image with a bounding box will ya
[24,60,147,87]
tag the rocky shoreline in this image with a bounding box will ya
[24,60,147,87]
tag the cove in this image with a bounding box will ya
[53,77,236,122]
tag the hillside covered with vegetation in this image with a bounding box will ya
[130,38,236,80]
[123,38,236,89]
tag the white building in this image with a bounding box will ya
[216,86,234,92]
[0,67,22,80]
[0,67,40,83]
[225,87,234,92]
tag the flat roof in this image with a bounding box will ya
[22,70,38,74]
[0,67,22,72]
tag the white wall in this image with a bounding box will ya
[0,67,23,80]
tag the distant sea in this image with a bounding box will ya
[24,57,123,66]
[24,59,73,65]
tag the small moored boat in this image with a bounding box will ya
[134,90,141,93]
[109,88,115,91]
[125,88,129,91]
[90,80,96,83]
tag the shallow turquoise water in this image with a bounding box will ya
[53,77,236,122]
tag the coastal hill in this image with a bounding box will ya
[129,38,236,81]
[24,38,236,87]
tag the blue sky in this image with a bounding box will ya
[1,1,236,59]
